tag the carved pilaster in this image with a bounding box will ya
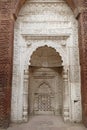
[22,69,29,122]
[62,67,69,121]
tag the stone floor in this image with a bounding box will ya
[1,116,87,130]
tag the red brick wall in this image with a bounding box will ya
[0,1,14,128]
[78,10,87,127]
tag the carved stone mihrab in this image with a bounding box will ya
[11,0,82,123]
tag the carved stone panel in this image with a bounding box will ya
[29,67,63,116]
[12,0,82,123]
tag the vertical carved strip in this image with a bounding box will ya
[63,68,69,121]
[23,70,29,122]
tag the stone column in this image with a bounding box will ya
[22,69,29,122]
[63,67,69,121]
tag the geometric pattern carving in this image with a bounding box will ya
[29,67,63,116]
[37,94,52,111]
[34,83,53,112]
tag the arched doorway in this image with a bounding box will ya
[29,46,63,116]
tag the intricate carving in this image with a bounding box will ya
[22,70,29,122]
[11,0,82,123]
[62,68,69,121]
[34,83,53,113]
[29,67,62,116]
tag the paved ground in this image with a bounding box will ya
[1,116,87,130]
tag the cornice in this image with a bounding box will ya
[23,35,69,41]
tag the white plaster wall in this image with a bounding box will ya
[11,0,82,123]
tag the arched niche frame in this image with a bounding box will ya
[22,44,69,122]
[24,44,67,70]
[11,0,86,127]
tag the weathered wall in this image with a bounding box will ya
[78,10,87,127]
[0,1,14,128]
